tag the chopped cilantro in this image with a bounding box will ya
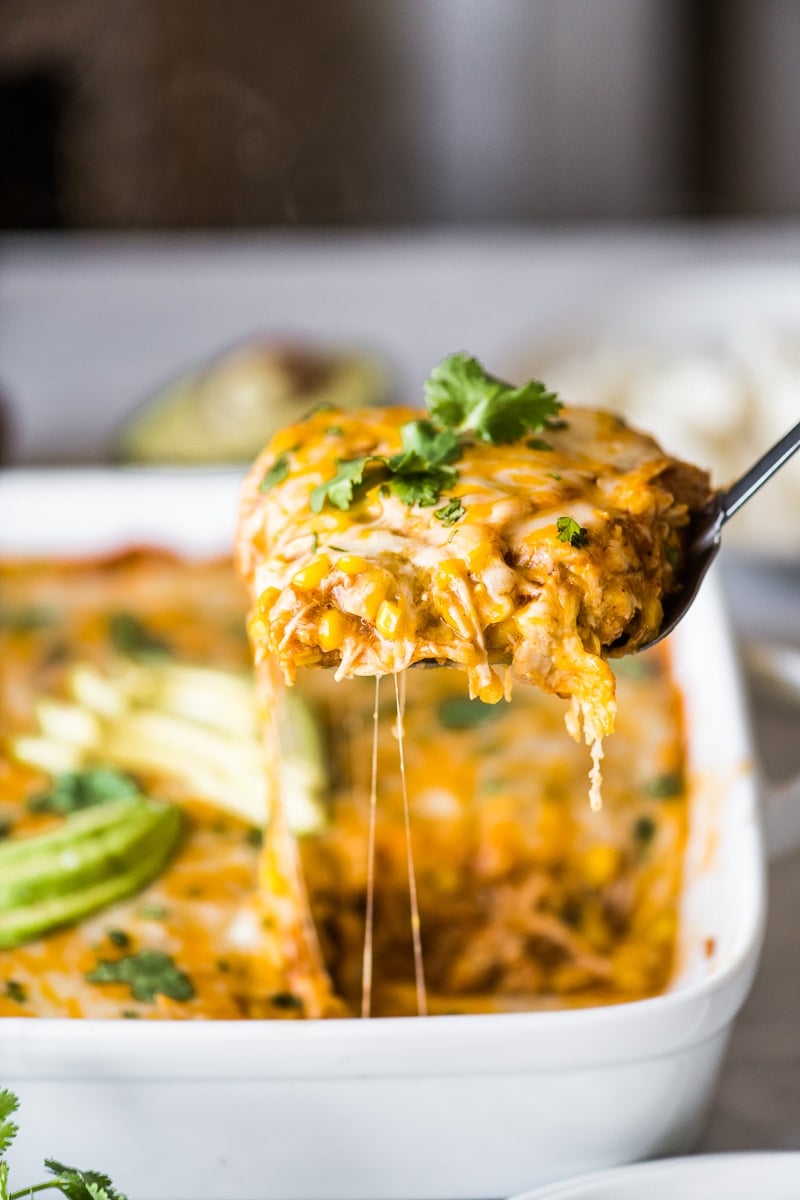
[646,772,684,799]
[526,437,551,451]
[0,606,57,632]
[4,980,26,1005]
[86,949,195,1004]
[311,355,562,514]
[434,498,465,526]
[269,991,303,1010]
[556,516,589,548]
[137,902,167,920]
[0,817,11,840]
[310,455,384,513]
[29,768,141,815]
[310,531,319,554]
[107,929,131,950]
[259,451,290,493]
[325,424,345,436]
[109,613,171,659]
[666,543,680,570]
[388,467,457,508]
[424,352,561,445]
[548,472,562,481]
[438,696,507,731]
[633,815,657,846]
[245,826,264,848]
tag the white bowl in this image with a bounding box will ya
[1,468,798,1200]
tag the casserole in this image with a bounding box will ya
[0,468,797,1200]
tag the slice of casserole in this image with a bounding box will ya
[237,355,710,806]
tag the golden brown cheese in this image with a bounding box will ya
[237,405,710,803]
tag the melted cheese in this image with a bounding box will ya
[237,405,710,800]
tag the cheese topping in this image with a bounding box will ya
[237,404,710,803]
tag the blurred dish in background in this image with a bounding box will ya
[116,340,390,465]
[519,265,800,555]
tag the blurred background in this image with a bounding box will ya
[3,0,800,229]
[1,0,800,493]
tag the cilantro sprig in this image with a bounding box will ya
[0,1088,127,1200]
[311,353,562,514]
[310,419,459,513]
[424,352,561,444]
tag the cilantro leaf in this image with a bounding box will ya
[388,465,458,507]
[86,950,194,1004]
[0,1090,19,1155]
[309,456,388,514]
[424,353,561,444]
[29,768,141,815]
[259,451,290,493]
[45,1159,128,1200]
[433,498,465,526]
[388,420,460,472]
[109,614,171,659]
[556,516,589,548]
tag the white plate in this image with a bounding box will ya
[510,1152,800,1200]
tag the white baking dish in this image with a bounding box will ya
[1,468,798,1200]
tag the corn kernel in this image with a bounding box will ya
[362,578,389,621]
[336,554,369,576]
[318,609,347,651]
[257,587,280,614]
[247,615,268,641]
[291,554,331,591]
[581,843,622,888]
[375,600,403,639]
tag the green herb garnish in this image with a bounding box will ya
[0,607,58,633]
[109,613,170,659]
[0,1088,127,1200]
[633,815,657,846]
[433,498,465,526]
[86,949,194,1004]
[326,424,345,437]
[4,981,26,1005]
[424,353,561,445]
[526,437,551,451]
[646,772,684,799]
[107,928,131,950]
[269,991,303,1010]
[259,451,290,493]
[29,768,141,815]
[438,696,507,731]
[556,516,589,547]
[137,902,167,920]
[311,354,562,514]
